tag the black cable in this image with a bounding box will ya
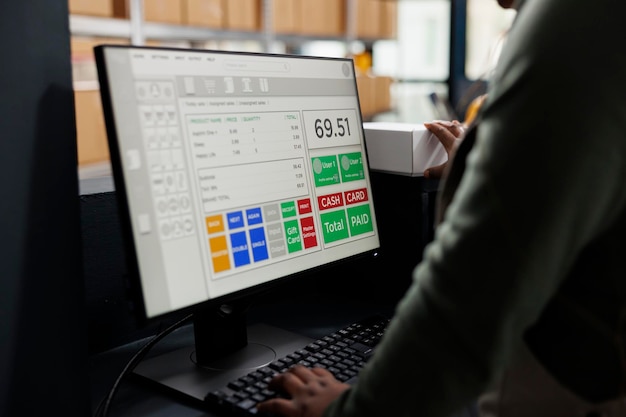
[93,313,194,417]
[617,305,626,416]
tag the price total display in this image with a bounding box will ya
[302,109,361,148]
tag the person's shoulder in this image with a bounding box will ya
[494,0,624,85]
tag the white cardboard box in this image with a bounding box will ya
[363,122,448,177]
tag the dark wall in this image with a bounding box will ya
[0,1,90,416]
[80,189,189,354]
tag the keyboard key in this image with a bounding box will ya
[269,360,286,371]
[228,380,246,391]
[349,342,373,356]
[236,398,257,411]
[305,343,322,352]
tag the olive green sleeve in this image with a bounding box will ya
[324,0,626,415]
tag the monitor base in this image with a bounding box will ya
[133,323,314,405]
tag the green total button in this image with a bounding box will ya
[320,210,349,243]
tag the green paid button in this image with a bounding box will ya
[347,204,373,236]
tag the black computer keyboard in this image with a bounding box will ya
[204,315,390,416]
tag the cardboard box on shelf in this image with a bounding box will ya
[69,0,113,17]
[183,0,225,28]
[374,75,393,114]
[379,0,398,39]
[356,72,376,119]
[357,72,393,119]
[270,0,297,34]
[70,37,127,167]
[354,0,381,39]
[225,0,260,31]
[144,0,184,24]
[113,0,184,25]
[111,0,127,17]
[294,0,345,37]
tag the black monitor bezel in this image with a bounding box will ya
[94,44,381,326]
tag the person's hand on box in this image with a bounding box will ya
[423,120,465,179]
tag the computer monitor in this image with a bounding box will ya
[95,44,381,404]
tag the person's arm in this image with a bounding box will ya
[322,0,626,415]
[259,0,626,415]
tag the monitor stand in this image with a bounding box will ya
[132,302,314,405]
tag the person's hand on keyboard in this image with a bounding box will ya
[256,364,349,417]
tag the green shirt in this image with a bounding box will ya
[325,0,626,415]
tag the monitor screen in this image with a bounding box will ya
[95,45,382,406]
[95,45,380,322]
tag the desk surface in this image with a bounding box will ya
[90,295,396,417]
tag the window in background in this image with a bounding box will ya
[371,0,451,124]
[373,0,450,80]
[299,41,349,59]
[465,0,516,80]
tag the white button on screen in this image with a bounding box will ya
[138,213,151,234]
[126,149,141,170]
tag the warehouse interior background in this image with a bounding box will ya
[70,0,516,179]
